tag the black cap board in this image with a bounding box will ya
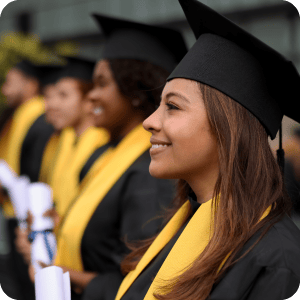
[168,0,300,139]
[58,56,96,82]
[14,60,40,79]
[39,65,65,87]
[91,13,188,73]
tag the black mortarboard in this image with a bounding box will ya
[14,59,40,79]
[39,65,65,87]
[168,0,300,140]
[58,56,95,81]
[91,14,188,73]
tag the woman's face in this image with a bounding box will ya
[46,78,84,131]
[43,84,60,127]
[143,78,219,181]
[87,60,135,131]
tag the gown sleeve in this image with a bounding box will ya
[81,157,174,300]
[209,265,300,300]
[245,267,299,300]
[81,272,124,300]
[119,168,174,242]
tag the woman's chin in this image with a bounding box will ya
[149,163,173,179]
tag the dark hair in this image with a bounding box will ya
[108,59,170,118]
[121,81,292,300]
[76,79,94,98]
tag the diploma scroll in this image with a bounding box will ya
[35,266,71,300]
[9,176,30,229]
[0,160,17,190]
[28,182,54,231]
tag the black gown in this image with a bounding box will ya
[3,114,54,300]
[20,113,55,182]
[69,147,175,300]
[117,198,300,300]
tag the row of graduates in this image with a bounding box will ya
[1,0,300,299]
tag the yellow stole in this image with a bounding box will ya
[38,132,61,184]
[116,200,271,300]
[49,127,76,206]
[0,118,13,160]
[0,96,44,174]
[54,124,151,271]
[54,126,109,218]
[0,96,44,216]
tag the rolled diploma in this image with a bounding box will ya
[35,266,70,300]
[29,183,54,231]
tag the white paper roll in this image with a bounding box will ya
[28,183,54,231]
[9,176,30,226]
[31,232,57,273]
[63,272,71,300]
[0,160,17,190]
[35,266,66,300]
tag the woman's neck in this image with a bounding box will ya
[109,116,144,143]
[74,118,94,137]
[186,166,219,204]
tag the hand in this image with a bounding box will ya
[28,261,51,283]
[26,211,33,231]
[14,227,31,264]
[0,186,8,205]
[43,208,61,229]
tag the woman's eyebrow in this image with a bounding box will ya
[165,92,190,104]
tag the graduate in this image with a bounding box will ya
[38,64,66,184]
[51,14,187,300]
[0,59,55,300]
[0,60,54,181]
[114,1,300,300]
[0,59,55,217]
[45,56,108,218]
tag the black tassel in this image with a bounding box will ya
[276,125,285,174]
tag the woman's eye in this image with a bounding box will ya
[166,103,179,110]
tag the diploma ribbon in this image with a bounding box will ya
[28,230,54,262]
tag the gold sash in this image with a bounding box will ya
[38,132,60,184]
[49,127,76,205]
[1,96,44,174]
[116,200,271,300]
[0,97,44,216]
[54,124,151,271]
[54,126,109,218]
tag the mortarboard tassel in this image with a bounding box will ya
[276,124,285,174]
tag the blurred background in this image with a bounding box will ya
[0,0,300,146]
[0,0,300,297]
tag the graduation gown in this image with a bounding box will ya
[53,126,108,218]
[116,198,300,300]
[54,125,175,300]
[80,150,174,300]
[0,97,48,217]
[20,113,54,182]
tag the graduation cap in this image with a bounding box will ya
[39,65,65,88]
[168,0,300,172]
[58,56,95,82]
[169,0,300,141]
[14,59,40,79]
[91,13,188,73]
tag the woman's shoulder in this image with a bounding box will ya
[249,215,300,274]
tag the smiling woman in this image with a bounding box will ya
[114,1,300,300]
[52,12,188,300]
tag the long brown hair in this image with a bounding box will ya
[121,81,291,300]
